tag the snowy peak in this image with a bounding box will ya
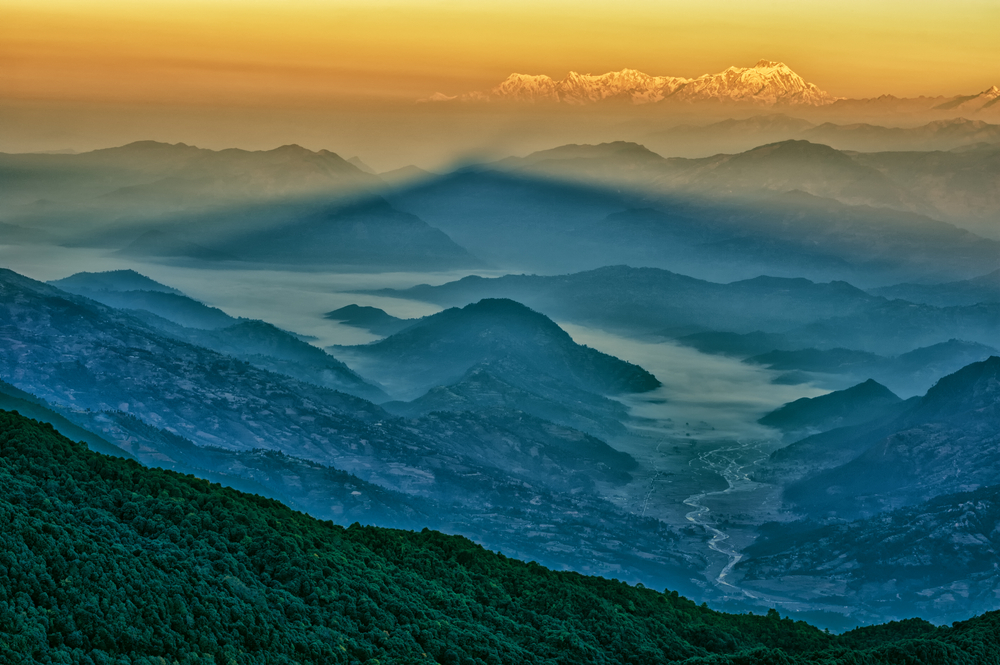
[675,60,833,106]
[450,61,834,106]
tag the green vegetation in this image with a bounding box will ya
[1,409,999,664]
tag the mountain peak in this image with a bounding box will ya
[755,59,787,69]
[759,378,901,435]
[347,297,661,397]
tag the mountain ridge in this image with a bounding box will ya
[426,62,1000,118]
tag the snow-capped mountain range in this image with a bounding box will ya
[438,60,836,106]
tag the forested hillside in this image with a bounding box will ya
[3,409,1000,664]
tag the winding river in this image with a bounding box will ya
[684,440,773,598]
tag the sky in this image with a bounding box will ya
[2,1,998,161]
[4,0,999,105]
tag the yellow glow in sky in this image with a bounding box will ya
[2,0,999,106]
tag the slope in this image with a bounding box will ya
[382,360,633,440]
[51,269,238,330]
[48,270,386,400]
[738,483,1000,625]
[782,357,1000,517]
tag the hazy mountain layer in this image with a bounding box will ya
[747,340,999,397]
[0,144,484,272]
[873,269,1000,307]
[92,197,484,271]
[505,139,919,213]
[803,118,1000,152]
[0,140,380,213]
[390,161,1000,282]
[57,287,239,330]
[49,270,385,400]
[643,117,1000,159]
[134,314,391,403]
[204,198,482,270]
[853,144,1000,236]
[494,138,1000,245]
[364,266,879,333]
[364,266,1000,356]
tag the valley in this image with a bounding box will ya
[5,214,1000,628]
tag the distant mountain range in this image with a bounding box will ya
[745,340,999,397]
[149,197,482,271]
[448,61,833,106]
[433,60,1000,114]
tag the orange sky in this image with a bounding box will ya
[3,0,1000,106]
